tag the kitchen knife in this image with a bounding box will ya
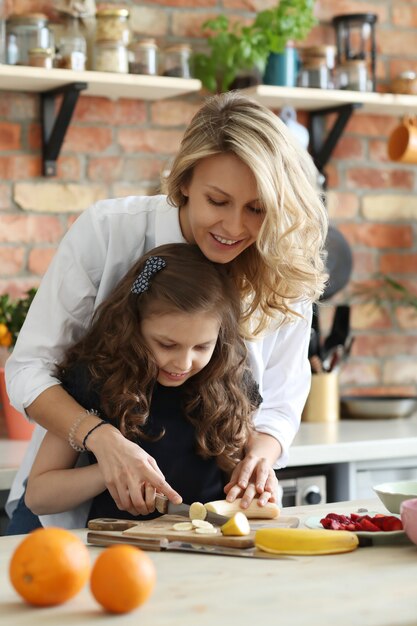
[155,494,229,526]
[86,532,292,559]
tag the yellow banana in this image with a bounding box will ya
[255,527,359,555]
[205,498,280,519]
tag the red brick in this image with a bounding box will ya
[369,139,391,163]
[73,97,116,124]
[171,11,225,37]
[63,127,113,153]
[380,253,417,274]
[0,185,10,210]
[0,155,41,180]
[380,30,417,55]
[396,307,417,330]
[339,361,381,387]
[0,93,37,120]
[324,163,339,188]
[389,59,417,79]
[56,156,82,180]
[316,0,387,23]
[346,115,398,138]
[342,384,416,396]
[87,157,124,182]
[28,123,41,150]
[0,279,40,299]
[67,215,81,228]
[346,168,414,190]
[326,191,359,219]
[114,100,147,126]
[0,123,21,151]
[392,4,417,27]
[150,100,200,126]
[117,128,183,154]
[351,303,392,330]
[332,136,364,160]
[0,215,63,244]
[353,334,417,357]
[28,248,57,276]
[351,250,378,276]
[121,158,167,182]
[0,247,25,275]
[339,223,413,249]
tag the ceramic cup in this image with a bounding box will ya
[400,497,417,545]
[302,371,340,423]
[387,117,417,163]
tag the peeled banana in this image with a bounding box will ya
[205,498,280,519]
[255,527,359,555]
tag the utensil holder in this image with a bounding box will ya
[302,371,340,423]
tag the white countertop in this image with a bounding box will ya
[0,498,416,626]
[288,414,417,467]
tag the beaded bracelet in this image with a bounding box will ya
[68,409,100,452]
[82,420,109,452]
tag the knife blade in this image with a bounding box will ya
[155,494,229,526]
[86,531,292,559]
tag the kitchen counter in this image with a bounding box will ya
[0,498,416,626]
[288,414,417,467]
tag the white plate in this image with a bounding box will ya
[305,513,407,545]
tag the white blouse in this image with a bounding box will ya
[5,194,311,527]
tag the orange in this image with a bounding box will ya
[9,527,91,607]
[90,545,156,614]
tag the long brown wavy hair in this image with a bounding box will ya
[57,243,256,471]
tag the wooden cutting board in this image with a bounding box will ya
[88,514,299,549]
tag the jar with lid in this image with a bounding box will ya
[55,17,86,71]
[162,44,192,78]
[95,7,130,45]
[335,59,368,91]
[94,39,128,73]
[301,45,336,88]
[6,13,52,65]
[298,58,330,89]
[28,46,53,68]
[128,39,158,75]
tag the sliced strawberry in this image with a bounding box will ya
[358,518,380,532]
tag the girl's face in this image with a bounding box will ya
[141,310,220,386]
[179,153,265,264]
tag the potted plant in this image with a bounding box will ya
[0,288,37,439]
[193,0,317,93]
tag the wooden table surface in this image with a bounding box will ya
[0,498,416,626]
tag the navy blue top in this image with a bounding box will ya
[61,365,227,523]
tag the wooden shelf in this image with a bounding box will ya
[241,85,417,116]
[0,64,201,100]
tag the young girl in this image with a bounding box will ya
[6,91,328,531]
[25,244,263,521]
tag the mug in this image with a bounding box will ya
[302,371,340,423]
[387,116,417,163]
[263,45,299,87]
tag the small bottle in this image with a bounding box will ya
[94,39,128,73]
[28,46,54,68]
[95,7,130,45]
[128,38,158,75]
[162,43,192,78]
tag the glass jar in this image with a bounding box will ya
[162,44,192,78]
[55,17,86,71]
[94,39,128,73]
[335,60,368,91]
[28,46,53,68]
[128,39,158,75]
[95,8,130,45]
[298,58,330,89]
[301,45,336,88]
[6,13,52,65]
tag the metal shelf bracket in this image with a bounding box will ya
[308,102,362,179]
[41,81,87,177]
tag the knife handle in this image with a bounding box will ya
[88,518,139,531]
[155,493,169,514]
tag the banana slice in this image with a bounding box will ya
[172,522,194,531]
[195,527,218,534]
[189,501,207,521]
[192,519,214,529]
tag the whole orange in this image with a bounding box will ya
[9,527,91,607]
[90,545,156,613]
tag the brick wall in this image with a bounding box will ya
[1,0,417,396]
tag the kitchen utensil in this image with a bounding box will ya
[87,514,300,550]
[341,395,417,420]
[154,493,229,526]
[323,305,350,357]
[321,226,353,301]
[373,481,417,514]
[400,498,417,545]
[388,116,417,163]
[86,531,292,559]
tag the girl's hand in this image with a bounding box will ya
[87,424,182,516]
[223,455,279,508]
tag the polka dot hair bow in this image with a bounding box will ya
[131,256,167,294]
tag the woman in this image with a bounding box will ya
[6,92,328,530]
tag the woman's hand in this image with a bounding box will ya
[223,432,282,509]
[87,424,182,516]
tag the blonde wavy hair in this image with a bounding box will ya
[164,91,328,338]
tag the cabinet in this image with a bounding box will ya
[0,64,201,175]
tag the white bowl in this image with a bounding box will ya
[373,481,417,514]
